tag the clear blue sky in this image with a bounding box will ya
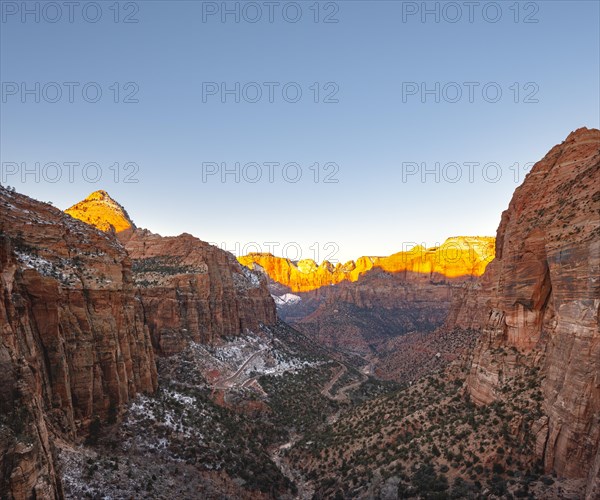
[1,0,599,262]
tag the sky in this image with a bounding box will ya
[1,0,599,263]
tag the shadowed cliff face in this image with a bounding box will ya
[117,229,277,355]
[277,269,475,357]
[448,127,600,496]
[0,187,158,499]
[64,191,278,357]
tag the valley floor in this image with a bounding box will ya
[56,322,587,500]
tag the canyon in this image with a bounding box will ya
[0,187,277,499]
[284,127,600,499]
[0,127,597,499]
[239,238,495,376]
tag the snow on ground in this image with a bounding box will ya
[272,293,302,306]
[232,267,262,291]
[13,250,80,285]
[167,328,323,394]
[123,390,207,446]
[241,266,261,287]
[14,251,55,275]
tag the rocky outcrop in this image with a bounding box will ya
[65,190,135,233]
[64,191,278,356]
[239,236,495,293]
[0,186,157,499]
[118,229,277,355]
[452,128,600,496]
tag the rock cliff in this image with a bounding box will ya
[281,269,471,356]
[0,186,157,499]
[64,191,277,356]
[1,186,278,499]
[447,127,600,496]
[239,236,495,293]
[245,238,494,363]
[118,229,277,355]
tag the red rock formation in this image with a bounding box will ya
[118,229,277,355]
[65,190,135,233]
[239,236,495,293]
[247,238,493,365]
[449,128,600,496]
[0,186,157,499]
[64,191,277,356]
[281,269,473,356]
[1,187,277,498]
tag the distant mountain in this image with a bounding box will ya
[239,236,495,293]
[240,238,494,371]
[65,190,135,233]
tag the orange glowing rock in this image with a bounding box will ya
[238,236,495,293]
[65,190,135,233]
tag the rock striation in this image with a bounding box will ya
[118,229,277,355]
[64,191,277,356]
[1,186,278,499]
[0,186,157,499]
[245,238,494,361]
[447,127,600,496]
[280,269,472,356]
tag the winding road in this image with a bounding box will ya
[214,348,268,390]
[321,362,370,403]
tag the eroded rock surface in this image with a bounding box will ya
[119,229,277,355]
[0,187,157,499]
[447,127,600,496]
[239,236,494,293]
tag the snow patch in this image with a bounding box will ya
[272,293,301,306]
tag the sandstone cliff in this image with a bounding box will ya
[64,191,277,356]
[0,186,157,499]
[239,236,495,293]
[65,190,135,233]
[447,127,600,496]
[118,229,277,355]
[244,238,493,364]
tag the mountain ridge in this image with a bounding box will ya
[239,236,495,293]
[65,189,135,233]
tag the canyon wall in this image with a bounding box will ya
[1,188,278,499]
[281,269,472,355]
[241,238,493,359]
[119,229,277,355]
[0,187,157,499]
[447,128,600,495]
[66,191,277,356]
